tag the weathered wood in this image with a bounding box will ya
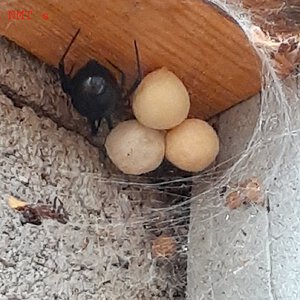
[0,0,261,119]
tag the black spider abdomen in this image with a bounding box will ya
[70,60,122,122]
[72,81,121,121]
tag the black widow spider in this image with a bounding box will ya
[58,29,142,135]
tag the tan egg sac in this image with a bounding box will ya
[166,119,219,172]
[105,120,165,175]
[132,67,190,130]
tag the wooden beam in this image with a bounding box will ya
[0,0,261,120]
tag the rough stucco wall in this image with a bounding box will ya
[0,37,186,299]
[187,79,300,299]
[0,94,164,300]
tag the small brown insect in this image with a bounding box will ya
[8,196,69,225]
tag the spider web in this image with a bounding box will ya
[0,1,299,299]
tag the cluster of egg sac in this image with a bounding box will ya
[105,67,219,175]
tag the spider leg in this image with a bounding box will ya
[58,63,75,93]
[99,146,108,164]
[58,29,80,95]
[106,59,126,90]
[58,61,73,95]
[122,77,140,107]
[91,119,101,135]
[122,40,142,104]
[123,77,141,101]
[68,64,75,77]
[90,116,112,136]
[105,116,113,130]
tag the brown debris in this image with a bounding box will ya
[271,38,300,78]
[226,177,264,209]
[234,0,300,36]
[152,235,177,258]
[251,26,299,78]
[7,196,69,225]
[227,1,300,78]
[8,195,27,209]
[240,177,264,204]
[226,191,242,209]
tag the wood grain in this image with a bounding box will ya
[0,0,261,119]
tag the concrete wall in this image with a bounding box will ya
[0,37,184,300]
[187,78,300,299]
